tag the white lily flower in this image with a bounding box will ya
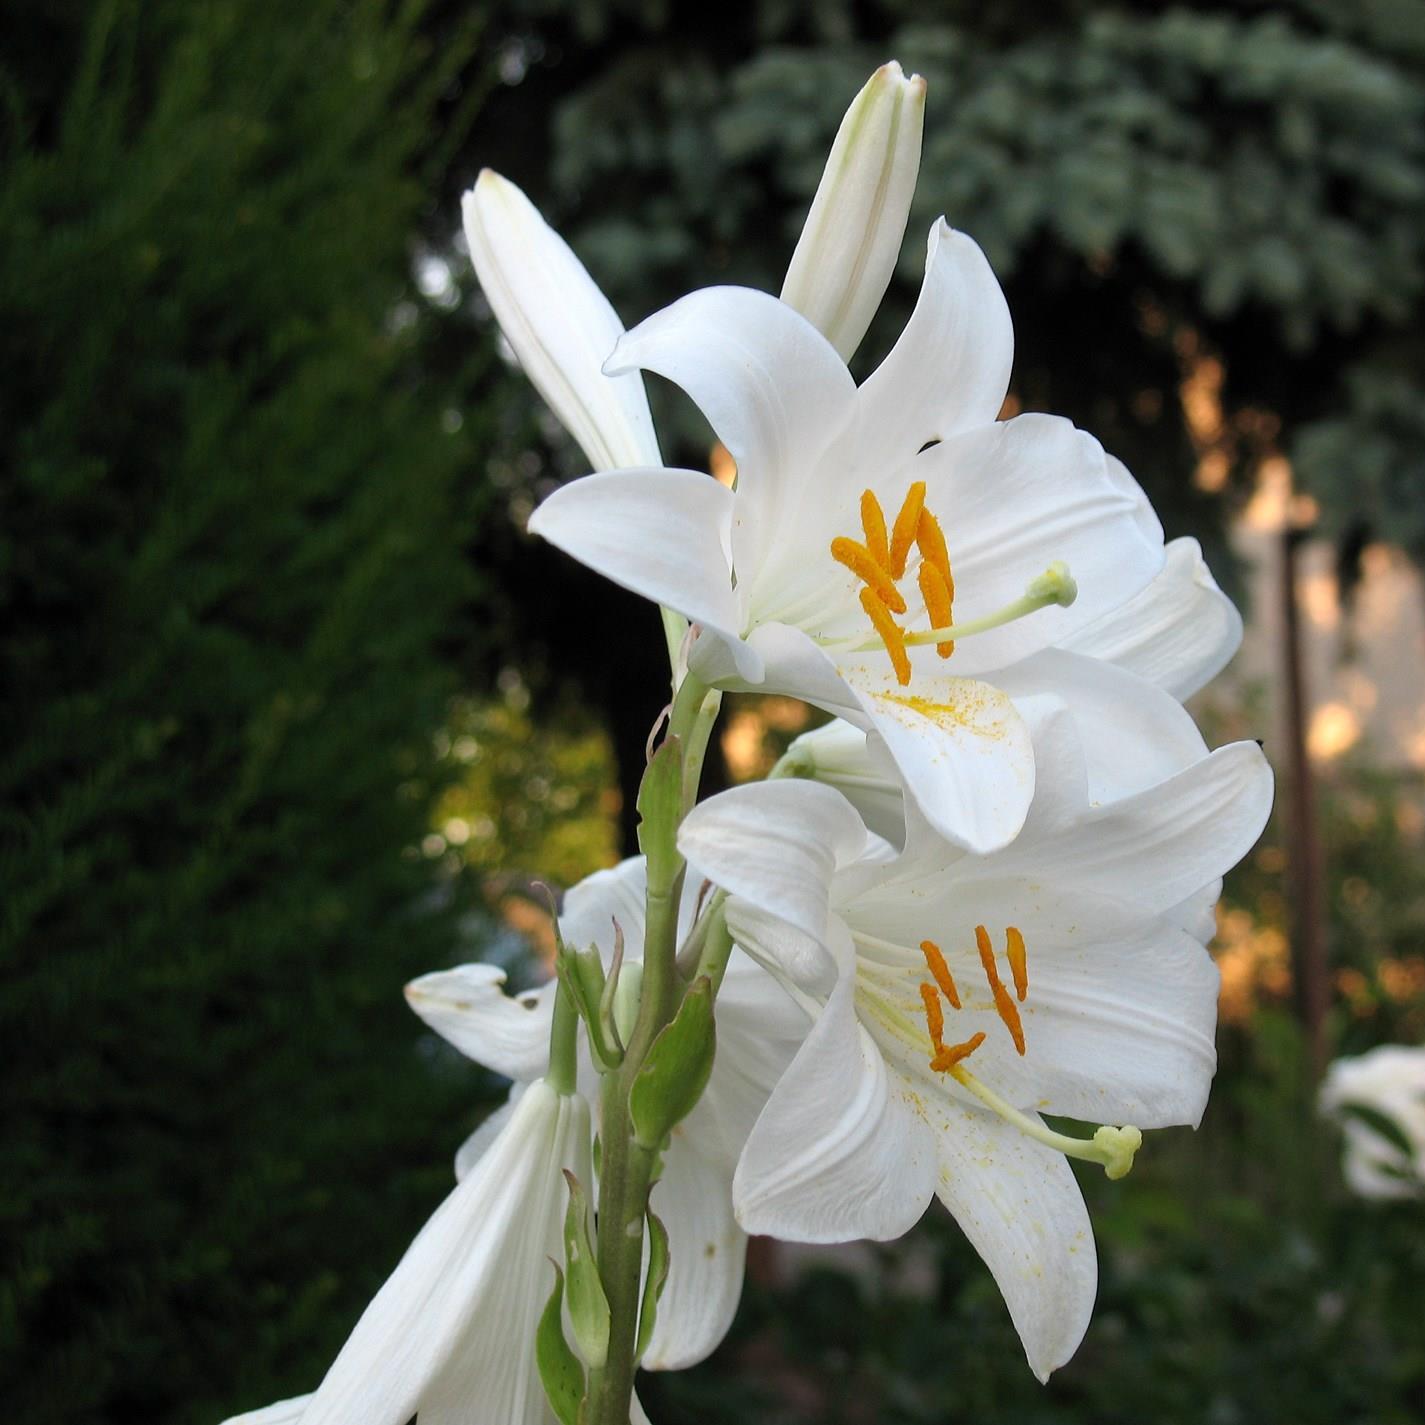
[781,60,925,361]
[678,704,1273,1380]
[1320,1044,1425,1200]
[221,1079,592,1425]
[463,170,660,473]
[405,857,808,1371]
[528,217,1167,853]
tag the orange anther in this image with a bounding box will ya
[931,1031,986,1072]
[975,924,1026,1056]
[889,481,926,579]
[859,587,911,686]
[1005,926,1028,1002]
[920,939,961,1009]
[915,508,953,595]
[831,536,906,613]
[860,490,891,574]
[919,981,946,1056]
[917,561,956,660]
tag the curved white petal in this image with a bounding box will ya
[643,1135,746,1370]
[851,219,1013,459]
[454,1098,518,1182]
[997,649,1207,801]
[405,966,554,1082]
[790,719,907,846]
[931,1104,1096,1382]
[990,740,1274,918]
[1061,536,1243,699]
[303,1082,589,1425]
[607,287,856,577]
[842,660,1035,854]
[679,779,869,948]
[734,969,936,1242]
[464,172,658,473]
[560,855,649,960]
[528,467,760,682]
[221,1395,313,1425]
[782,62,925,362]
[900,416,1162,676]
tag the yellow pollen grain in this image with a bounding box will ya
[975,924,1026,1056]
[859,587,911,686]
[831,535,906,613]
[919,981,947,1056]
[931,1031,986,1072]
[919,939,961,1009]
[1005,926,1028,1002]
[860,490,891,573]
[889,481,926,579]
[917,561,956,660]
[915,507,953,593]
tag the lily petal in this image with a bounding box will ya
[931,1103,1096,1382]
[528,467,761,682]
[463,171,659,472]
[1061,536,1242,699]
[644,1135,746,1370]
[734,964,936,1242]
[852,219,1013,460]
[607,287,856,577]
[781,62,925,362]
[404,966,554,1083]
[560,855,650,959]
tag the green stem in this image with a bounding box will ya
[546,977,580,1096]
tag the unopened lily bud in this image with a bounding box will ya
[781,61,926,362]
[463,170,660,473]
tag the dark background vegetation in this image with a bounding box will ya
[1,1,1422,1422]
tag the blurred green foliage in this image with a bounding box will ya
[0,2,504,1421]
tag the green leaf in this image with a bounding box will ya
[637,733,683,889]
[629,975,716,1149]
[536,1265,584,1425]
[635,1209,672,1360]
[562,1169,611,1369]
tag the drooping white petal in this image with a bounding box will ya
[455,1097,518,1181]
[734,965,937,1242]
[528,467,760,681]
[789,719,907,846]
[851,219,1013,460]
[606,287,856,577]
[781,62,925,362]
[679,779,869,949]
[463,172,658,473]
[901,416,1163,676]
[404,966,554,1082]
[1060,536,1243,699]
[302,1081,588,1425]
[559,855,650,959]
[931,1103,1096,1382]
[643,1134,747,1370]
[988,740,1274,918]
[220,1396,313,1425]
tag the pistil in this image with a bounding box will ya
[897,562,1077,649]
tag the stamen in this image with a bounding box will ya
[859,490,891,573]
[915,508,953,593]
[888,481,926,579]
[975,925,1026,1056]
[859,587,911,686]
[1005,926,1028,1002]
[931,1031,985,1072]
[919,981,947,1057]
[948,1062,1144,1181]
[919,939,961,1009]
[831,536,906,613]
[917,562,955,659]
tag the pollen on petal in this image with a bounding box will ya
[832,535,906,613]
[975,924,1026,1056]
[889,481,926,579]
[920,939,961,1009]
[859,587,911,686]
[931,1031,986,1072]
[860,490,891,573]
[917,561,955,660]
[1005,926,1028,1002]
